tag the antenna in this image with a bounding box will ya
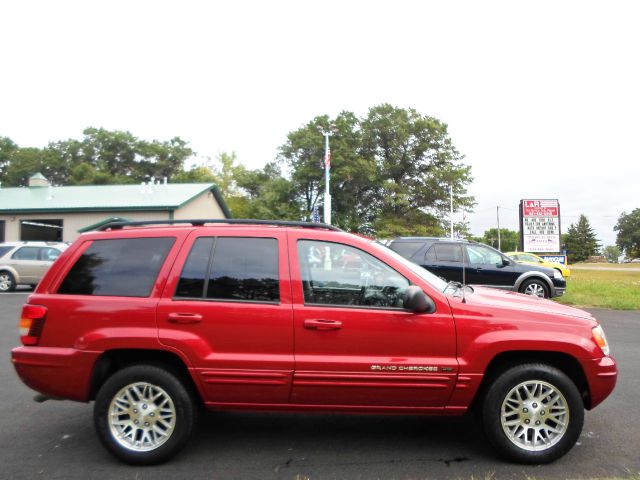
[461,243,467,303]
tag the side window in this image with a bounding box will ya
[467,245,504,266]
[207,237,279,302]
[433,244,463,262]
[58,237,175,297]
[389,241,424,259]
[425,245,436,262]
[12,247,40,260]
[0,246,13,258]
[298,240,409,308]
[175,237,215,298]
[41,247,61,261]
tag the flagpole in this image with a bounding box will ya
[320,129,333,224]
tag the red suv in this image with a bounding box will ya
[11,220,617,465]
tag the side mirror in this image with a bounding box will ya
[502,258,511,267]
[403,285,436,314]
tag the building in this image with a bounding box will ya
[0,174,231,242]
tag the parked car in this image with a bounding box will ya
[388,237,566,298]
[12,220,615,465]
[505,252,571,278]
[0,241,68,292]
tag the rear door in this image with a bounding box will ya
[289,231,457,408]
[422,243,465,283]
[157,228,294,406]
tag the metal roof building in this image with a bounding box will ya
[0,174,231,242]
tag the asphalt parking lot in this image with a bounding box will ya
[1,292,639,480]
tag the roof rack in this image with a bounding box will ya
[97,219,345,232]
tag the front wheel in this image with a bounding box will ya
[520,278,549,298]
[94,364,196,465]
[481,363,584,464]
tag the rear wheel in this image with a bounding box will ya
[481,363,584,464]
[94,364,196,465]
[0,271,16,292]
[520,278,549,298]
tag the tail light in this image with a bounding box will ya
[19,304,48,346]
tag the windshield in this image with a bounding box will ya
[369,241,449,292]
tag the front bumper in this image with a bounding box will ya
[551,287,566,297]
[12,346,101,402]
[582,355,617,409]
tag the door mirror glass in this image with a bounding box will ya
[403,285,436,313]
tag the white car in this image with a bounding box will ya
[0,242,68,292]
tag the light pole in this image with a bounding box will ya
[318,127,335,224]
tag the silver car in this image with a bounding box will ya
[0,242,68,292]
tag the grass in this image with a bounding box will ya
[555,268,640,310]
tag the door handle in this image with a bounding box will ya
[304,319,342,330]
[167,313,203,324]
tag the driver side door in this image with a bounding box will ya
[289,234,457,408]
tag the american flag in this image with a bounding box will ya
[324,147,331,169]
[312,205,320,223]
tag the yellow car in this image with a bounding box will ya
[505,252,571,278]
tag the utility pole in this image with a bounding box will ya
[319,128,334,224]
[497,206,501,251]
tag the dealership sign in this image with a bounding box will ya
[519,199,561,253]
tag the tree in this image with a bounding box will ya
[0,136,18,180]
[602,245,621,263]
[614,209,640,259]
[481,228,519,252]
[564,214,600,263]
[278,104,474,235]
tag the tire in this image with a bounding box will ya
[481,363,584,464]
[519,278,549,298]
[94,364,196,465]
[0,271,16,292]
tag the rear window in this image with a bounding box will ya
[58,237,175,297]
[389,241,424,259]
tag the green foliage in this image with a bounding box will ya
[0,128,193,187]
[481,228,519,252]
[615,208,640,259]
[279,104,474,234]
[564,214,600,263]
[602,245,622,263]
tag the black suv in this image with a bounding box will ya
[388,237,566,298]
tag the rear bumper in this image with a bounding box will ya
[582,355,617,409]
[11,346,101,402]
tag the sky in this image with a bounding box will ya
[1,0,638,247]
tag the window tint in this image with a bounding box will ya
[12,247,40,260]
[433,244,463,262]
[175,237,215,298]
[206,237,279,302]
[467,245,504,265]
[298,240,409,308]
[389,241,424,259]
[58,237,175,297]
[41,247,61,261]
[0,246,13,258]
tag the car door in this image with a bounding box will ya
[288,231,457,409]
[422,243,465,283]
[157,229,294,405]
[465,244,517,287]
[9,246,42,283]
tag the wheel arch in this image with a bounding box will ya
[469,350,591,411]
[513,271,553,293]
[0,266,20,284]
[88,349,203,405]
